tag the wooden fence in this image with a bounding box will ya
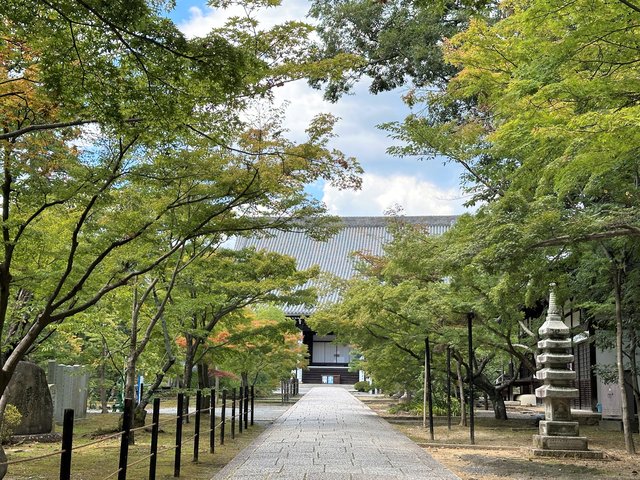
[1,386,260,480]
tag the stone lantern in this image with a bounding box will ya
[533,284,601,458]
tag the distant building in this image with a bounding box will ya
[235,216,457,384]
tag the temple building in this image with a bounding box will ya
[234,216,457,384]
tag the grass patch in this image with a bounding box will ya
[5,412,263,480]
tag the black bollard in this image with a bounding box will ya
[149,398,160,480]
[210,388,216,453]
[59,409,74,480]
[220,390,226,445]
[174,393,184,477]
[118,398,133,480]
[194,390,201,462]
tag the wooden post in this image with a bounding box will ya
[220,390,226,445]
[426,337,434,441]
[468,313,475,445]
[149,398,160,480]
[210,388,215,453]
[174,393,184,477]
[244,385,249,429]
[193,390,201,462]
[231,388,236,439]
[118,398,133,480]
[446,346,452,430]
[59,409,74,480]
[250,386,255,426]
[238,386,243,434]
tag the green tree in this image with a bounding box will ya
[308,0,493,100]
[0,0,362,414]
[210,305,307,393]
[388,0,640,450]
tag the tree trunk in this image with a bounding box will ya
[491,391,508,420]
[473,375,508,420]
[183,337,196,391]
[100,338,108,414]
[614,268,636,453]
[629,330,640,421]
[456,358,467,427]
[123,285,139,444]
[138,308,177,410]
[198,362,209,389]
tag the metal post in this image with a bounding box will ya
[174,393,184,477]
[231,388,236,439]
[210,388,215,453]
[194,390,201,462]
[446,346,452,430]
[149,398,160,480]
[467,312,475,445]
[250,386,255,426]
[59,409,74,480]
[220,390,226,445]
[118,398,133,480]
[426,337,434,441]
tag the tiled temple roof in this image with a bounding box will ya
[234,216,457,315]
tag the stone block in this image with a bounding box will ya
[532,448,604,459]
[516,394,537,406]
[539,318,569,337]
[533,434,588,451]
[536,353,575,365]
[535,385,578,399]
[537,339,572,350]
[536,368,576,381]
[539,420,580,437]
[4,362,53,435]
[543,398,573,421]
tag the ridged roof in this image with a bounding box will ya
[234,216,457,315]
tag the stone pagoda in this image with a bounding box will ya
[533,284,601,457]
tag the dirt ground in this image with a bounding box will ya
[425,441,640,480]
[362,398,640,480]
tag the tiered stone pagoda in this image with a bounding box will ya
[533,284,602,458]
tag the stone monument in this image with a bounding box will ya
[2,361,53,435]
[533,284,602,458]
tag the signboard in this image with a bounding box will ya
[599,380,622,419]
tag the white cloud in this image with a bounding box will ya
[322,173,469,216]
[178,1,311,38]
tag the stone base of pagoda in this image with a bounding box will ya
[532,447,604,459]
[533,433,588,451]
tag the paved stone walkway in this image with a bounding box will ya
[213,386,460,479]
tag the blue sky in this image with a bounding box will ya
[168,1,470,216]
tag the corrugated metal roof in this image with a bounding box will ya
[234,216,457,315]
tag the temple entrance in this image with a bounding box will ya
[300,330,359,384]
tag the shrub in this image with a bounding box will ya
[354,381,372,392]
[1,405,22,443]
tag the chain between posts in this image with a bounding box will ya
[4,386,258,480]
